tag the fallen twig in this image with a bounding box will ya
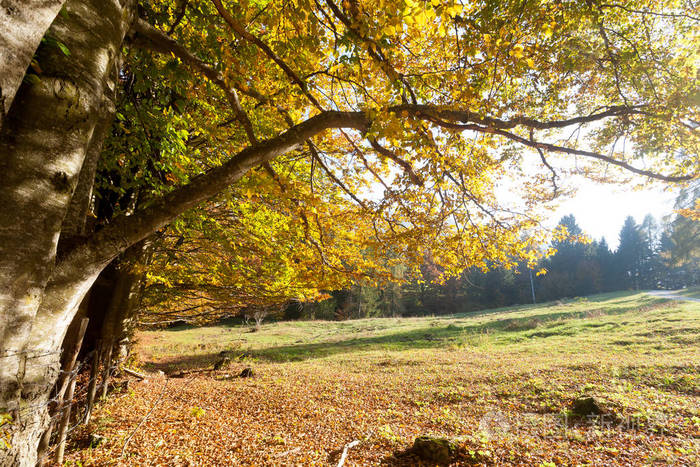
[123,367,147,380]
[169,368,213,378]
[337,440,360,467]
[275,446,301,458]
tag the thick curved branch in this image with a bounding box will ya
[131,21,685,182]
[133,22,376,209]
[395,103,643,131]
[59,111,368,273]
[57,30,690,279]
[432,117,693,182]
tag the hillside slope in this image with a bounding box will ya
[66,292,699,465]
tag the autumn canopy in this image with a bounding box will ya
[0,0,697,464]
[130,0,698,313]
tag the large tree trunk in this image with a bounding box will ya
[88,239,150,404]
[0,3,365,461]
[35,316,88,465]
[0,0,68,124]
[0,0,134,464]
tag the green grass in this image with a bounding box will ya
[676,286,700,299]
[137,291,699,369]
[75,291,699,465]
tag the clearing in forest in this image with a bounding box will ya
[65,292,699,465]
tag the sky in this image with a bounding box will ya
[551,182,679,250]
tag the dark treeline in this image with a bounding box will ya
[299,186,699,320]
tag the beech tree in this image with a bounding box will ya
[0,0,698,463]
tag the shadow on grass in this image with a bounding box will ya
[439,291,659,321]
[141,352,221,373]
[143,295,671,369]
[251,304,657,362]
[142,326,466,371]
[252,326,467,362]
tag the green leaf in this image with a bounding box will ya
[56,41,71,56]
[24,74,42,85]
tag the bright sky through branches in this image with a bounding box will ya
[553,182,678,250]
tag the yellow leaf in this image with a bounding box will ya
[511,44,524,58]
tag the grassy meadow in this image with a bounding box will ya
[66,292,699,465]
[677,286,700,299]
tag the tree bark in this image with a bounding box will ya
[0,1,688,463]
[61,111,115,238]
[0,0,68,124]
[1,9,362,462]
[35,317,88,465]
[60,110,369,272]
[79,237,150,427]
[0,0,134,464]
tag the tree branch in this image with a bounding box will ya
[60,110,368,272]
[210,0,323,110]
[309,143,368,209]
[396,103,643,131]
[432,117,693,182]
[53,32,691,277]
[530,129,559,198]
[324,0,418,104]
[131,19,257,143]
[130,19,687,183]
[367,138,422,185]
[167,0,189,35]
[599,3,700,21]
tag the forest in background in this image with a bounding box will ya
[303,208,699,321]
[144,183,699,325]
